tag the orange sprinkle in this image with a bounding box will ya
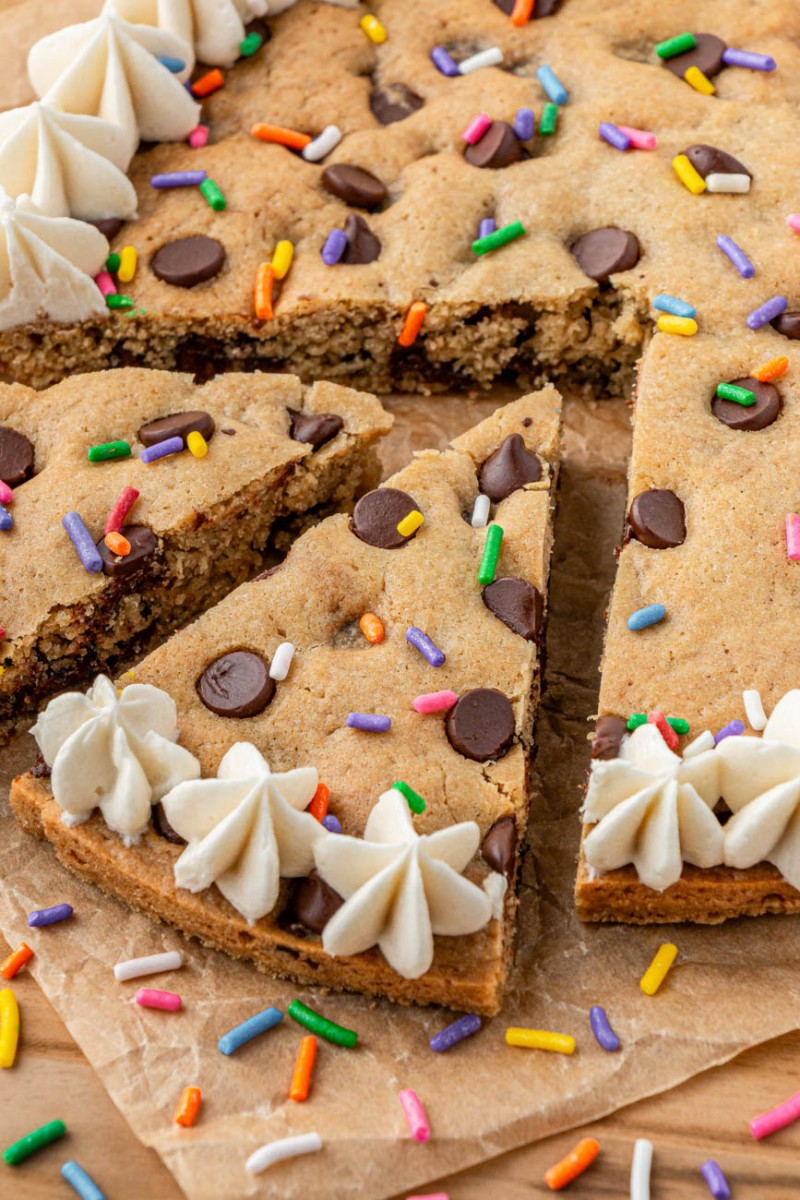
[250,123,312,150]
[104,531,131,557]
[511,0,535,24]
[309,783,329,823]
[359,612,385,643]
[254,263,275,320]
[1,942,33,981]
[191,69,224,97]
[754,354,789,383]
[398,301,428,347]
[174,1086,202,1127]
[289,1036,317,1102]
[544,1138,600,1191]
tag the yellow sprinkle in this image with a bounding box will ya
[271,239,294,281]
[360,13,387,43]
[0,666,4,679]
[672,153,707,195]
[505,1028,576,1054]
[0,988,20,1069]
[684,65,715,95]
[187,430,208,458]
[396,509,424,538]
[656,314,698,336]
[117,245,138,283]
[640,942,679,995]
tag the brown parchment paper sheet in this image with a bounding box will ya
[4,390,800,1200]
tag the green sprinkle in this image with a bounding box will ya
[538,102,559,135]
[716,382,755,406]
[87,440,131,463]
[655,32,697,60]
[239,32,264,57]
[200,178,226,211]
[627,713,647,730]
[105,252,121,274]
[478,523,503,586]
[287,999,358,1048]
[107,294,134,310]
[472,220,527,257]
[392,780,426,814]
[3,1119,66,1166]
[627,713,690,734]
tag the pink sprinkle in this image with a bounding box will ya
[412,690,458,714]
[189,124,209,149]
[751,1090,800,1139]
[616,125,657,150]
[648,709,679,751]
[95,270,116,298]
[0,481,12,505]
[135,988,182,1012]
[787,214,800,233]
[399,1088,430,1143]
[462,113,492,144]
[786,514,800,561]
[105,485,140,536]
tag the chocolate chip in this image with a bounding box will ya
[291,870,344,933]
[571,227,641,282]
[288,409,343,449]
[151,236,225,288]
[0,427,34,487]
[351,488,420,548]
[479,434,542,502]
[445,688,516,762]
[711,377,781,431]
[85,217,124,240]
[369,82,424,125]
[681,144,750,179]
[772,311,800,340]
[493,0,560,12]
[522,417,532,427]
[341,215,381,264]
[97,525,158,580]
[196,651,275,717]
[483,577,543,640]
[591,715,628,760]
[138,410,216,447]
[322,164,388,209]
[31,753,51,779]
[481,815,518,877]
[627,489,686,549]
[662,33,727,80]
[244,18,270,41]
[152,803,186,845]
[221,428,236,436]
[464,121,523,170]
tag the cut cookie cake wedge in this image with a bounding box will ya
[11,388,562,1014]
[0,366,391,740]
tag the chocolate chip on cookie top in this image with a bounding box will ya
[291,870,344,933]
[483,577,544,640]
[571,228,641,282]
[288,409,344,449]
[481,815,518,877]
[341,215,381,264]
[351,488,421,548]
[96,525,158,580]
[322,165,388,209]
[138,411,216,447]
[627,490,687,549]
[465,121,524,170]
[196,650,276,717]
[711,377,781,431]
[591,715,628,760]
[0,427,35,488]
[151,236,226,287]
[493,0,561,14]
[369,83,424,125]
[661,33,727,79]
[680,144,751,181]
[772,311,800,340]
[445,688,516,762]
[479,434,542,501]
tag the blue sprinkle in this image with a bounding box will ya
[514,107,536,140]
[714,719,745,745]
[322,814,342,834]
[653,293,697,319]
[0,504,11,531]
[589,1005,620,1052]
[430,1013,482,1052]
[627,603,666,632]
[156,54,186,73]
[535,64,569,105]
[218,1006,283,1055]
[61,1161,107,1200]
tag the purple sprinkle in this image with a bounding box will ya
[62,511,103,573]
[346,712,391,733]
[589,1005,620,1052]
[150,170,208,188]
[599,121,631,151]
[478,218,496,240]
[714,719,745,745]
[28,903,74,927]
[716,234,755,279]
[405,626,446,668]
[514,107,535,140]
[700,1160,731,1200]
[430,1013,482,1052]
[322,228,348,266]
[0,503,11,531]
[140,436,184,464]
[722,48,776,72]
[747,294,788,330]
[322,815,342,834]
[430,46,460,77]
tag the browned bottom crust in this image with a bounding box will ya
[11,772,512,1015]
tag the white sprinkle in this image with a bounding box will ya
[743,689,768,730]
[682,730,714,758]
[471,493,491,528]
[269,641,296,681]
[458,47,503,75]
[630,1138,653,1200]
[114,950,183,982]
[705,172,751,193]
[301,124,343,162]
[246,1132,323,1175]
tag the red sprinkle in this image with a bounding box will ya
[648,709,679,751]
[309,783,330,822]
[105,486,140,535]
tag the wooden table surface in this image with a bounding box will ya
[3,933,799,1199]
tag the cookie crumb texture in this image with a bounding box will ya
[0,368,391,739]
[10,390,562,1013]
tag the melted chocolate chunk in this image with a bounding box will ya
[322,164,388,209]
[85,217,124,240]
[138,410,215,447]
[151,236,226,287]
[681,144,751,179]
[0,427,35,487]
[772,311,800,340]
[662,33,727,80]
[711,377,781,431]
[288,409,343,449]
[341,214,381,264]
[591,715,628,760]
[152,803,186,845]
[464,121,523,170]
[369,82,424,125]
[291,870,344,933]
[481,815,518,877]
[196,651,275,717]
[627,489,686,549]
[97,525,158,580]
[445,688,516,762]
[570,227,640,282]
[479,434,542,501]
[493,0,560,12]
[351,488,420,548]
[483,577,544,640]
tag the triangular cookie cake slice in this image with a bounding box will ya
[11,388,562,1015]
